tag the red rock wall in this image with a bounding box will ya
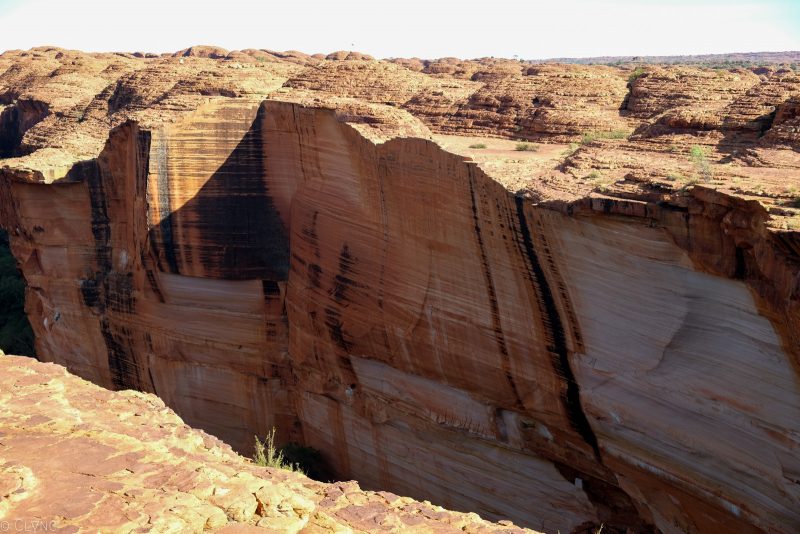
[1,99,798,533]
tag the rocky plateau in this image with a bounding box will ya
[0,47,798,533]
[0,354,530,532]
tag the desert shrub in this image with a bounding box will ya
[515,142,538,151]
[469,143,487,149]
[665,172,702,191]
[628,67,646,84]
[562,143,579,157]
[253,427,331,480]
[581,130,630,144]
[586,170,612,192]
[783,187,800,207]
[689,145,712,182]
[679,177,701,192]
[689,145,706,159]
[254,428,300,472]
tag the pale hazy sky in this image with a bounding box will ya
[0,0,798,59]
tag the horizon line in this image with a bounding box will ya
[2,45,800,64]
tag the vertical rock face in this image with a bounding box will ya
[1,96,798,534]
[545,211,799,531]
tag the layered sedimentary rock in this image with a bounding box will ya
[0,354,531,532]
[287,61,632,141]
[0,48,799,533]
[626,66,800,142]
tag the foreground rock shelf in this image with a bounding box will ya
[0,354,530,532]
[0,48,799,533]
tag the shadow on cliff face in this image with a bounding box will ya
[0,99,51,158]
[84,104,292,394]
[0,229,35,356]
[147,104,290,280]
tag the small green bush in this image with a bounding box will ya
[628,67,646,84]
[689,145,713,182]
[469,143,487,149]
[689,145,706,159]
[254,428,302,473]
[586,170,613,192]
[253,427,332,480]
[680,177,700,191]
[515,142,538,151]
[562,143,579,157]
[784,187,800,207]
[581,130,630,144]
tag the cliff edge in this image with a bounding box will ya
[0,354,532,533]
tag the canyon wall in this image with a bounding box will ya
[1,94,798,533]
[0,49,799,533]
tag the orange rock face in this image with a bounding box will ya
[0,48,799,533]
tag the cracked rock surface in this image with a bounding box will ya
[0,354,532,533]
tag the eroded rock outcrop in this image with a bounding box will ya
[0,354,532,532]
[0,48,799,534]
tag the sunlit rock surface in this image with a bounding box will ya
[0,48,799,533]
[0,354,534,532]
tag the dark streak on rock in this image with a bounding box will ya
[144,268,164,302]
[332,244,358,303]
[513,195,600,458]
[308,264,322,288]
[79,277,101,311]
[324,309,352,352]
[302,211,320,258]
[467,165,523,408]
[324,244,361,352]
[100,318,142,390]
[104,272,135,314]
[149,106,289,280]
[80,146,142,392]
[377,160,390,310]
[155,134,179,274]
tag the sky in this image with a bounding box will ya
[0,0,798,59]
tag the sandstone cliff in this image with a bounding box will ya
[0,48,798,534]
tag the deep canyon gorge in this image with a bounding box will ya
[0,47,799,533]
